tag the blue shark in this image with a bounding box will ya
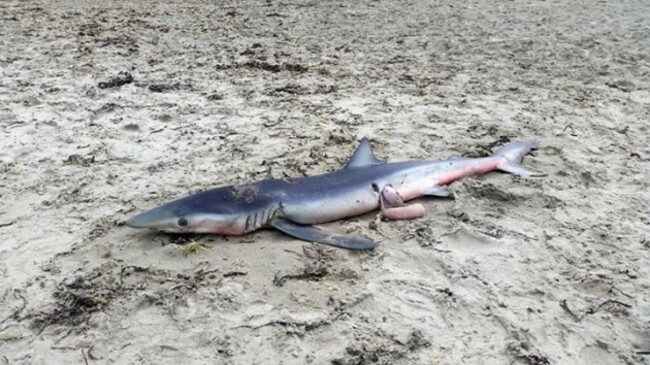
[126,138,539,250]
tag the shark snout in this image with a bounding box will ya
[125,211,157,229]
[125,213,151,229]
[125,206,177,230]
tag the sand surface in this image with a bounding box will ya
[1,0,649,363]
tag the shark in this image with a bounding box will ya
[126,138,539,250]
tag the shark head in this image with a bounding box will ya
[125,202,193,233]
[125,189,248,235]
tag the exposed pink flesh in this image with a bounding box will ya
[382,204,425,220]
[400,158,501,201]
[436,158,500,186]
[381,185,404,207]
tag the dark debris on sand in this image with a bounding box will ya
[331,329,431,365]
[273,245,359,287]
[29,262,229,331]
[97,71,134,89]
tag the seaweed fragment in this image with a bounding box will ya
[98,72,133,89]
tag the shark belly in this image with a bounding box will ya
[281,185,382,225]
[279,166,429,225]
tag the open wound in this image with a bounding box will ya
[379,185,425,221]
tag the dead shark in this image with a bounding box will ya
[126,138,539,250]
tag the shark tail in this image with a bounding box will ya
[492,140,540,176]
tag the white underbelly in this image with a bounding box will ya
[282,189,381,225]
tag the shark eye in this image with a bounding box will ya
[177,217,189,227]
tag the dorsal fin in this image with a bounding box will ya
[345,138,385,168]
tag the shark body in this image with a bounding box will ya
[126,138,539,250]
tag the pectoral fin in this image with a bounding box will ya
[424,186,454,198]
[270,218,377,251]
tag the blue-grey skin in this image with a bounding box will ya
[126,138,539,250]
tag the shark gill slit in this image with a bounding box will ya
[245,205,280,232]
[245,215,251,231]
[260,209,268,228]
[258,209,268,228]
[265,205,279,226]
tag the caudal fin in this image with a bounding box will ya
[492,140,540,176]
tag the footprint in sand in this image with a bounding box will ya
[438,226,504,257]
[577,345,619,365]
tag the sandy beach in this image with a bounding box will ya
[1,0,649,363]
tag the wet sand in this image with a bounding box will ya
[1,0,649,363]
